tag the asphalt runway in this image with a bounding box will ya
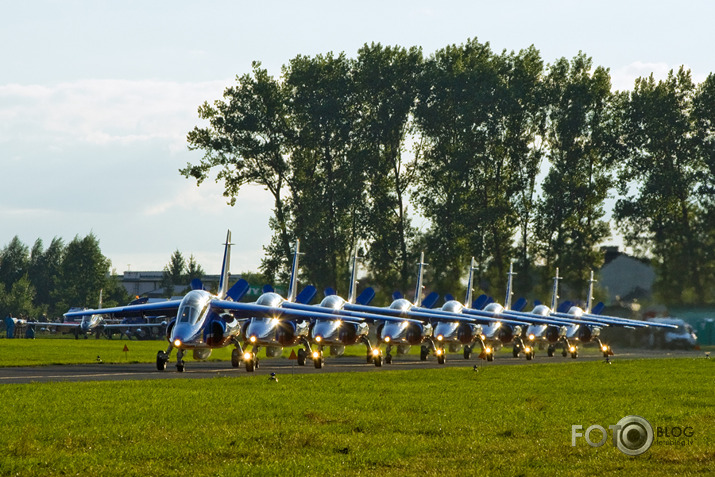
[0,348,704,384]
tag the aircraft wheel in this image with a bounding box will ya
[562,350,568,357]
[231,348,240,368]
[366,352,374,363]
[297,349,306,366]
[526,352,533,361]
[463,347,472,359]
[385,354,393,364]
[374,354,382,367]
[437,353,445,365]
[547,346,554,357]
[571,351,578,359]
[419,346,429,361]
[156,351,167,371]
[245,357,255,372]
[255,357,260,369]
[176,361,185,372]
[314,353,323,369]
[512,346,520,358]
[486,353,494,362]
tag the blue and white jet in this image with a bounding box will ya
[64,231,354,372]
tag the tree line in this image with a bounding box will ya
[0,234,129,319]
[184,38,715,306]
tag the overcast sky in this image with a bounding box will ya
[2,1,714,275]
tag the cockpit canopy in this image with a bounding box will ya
[177,290,211,325]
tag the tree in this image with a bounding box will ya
[161,250,186,297]
[414,39,544,297]
[183,62,294,284]
[185,254,205,282]
[693,73,715,300]
[615,67,706,304]
[0,236,30,291]
[28,237,65,314]
[53,234,112,311]
[531,53,617,297]
[351,43,423,292]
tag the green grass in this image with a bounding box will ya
[0,358,712,476]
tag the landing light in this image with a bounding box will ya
[173,339,182,348]
[312,351,320,359]
[243,352,252,361]
[480,334,486,341]
[372,348,380,356]
[249,336,257,343]
[384,336,391,343]
[569,346,576,353]
[495,322,501,328]
[315,336,322,343]
[528,334,535,341]
[436,349,443,355]
[602,345,608,352]
[335,320,342,326]
[524,347,531,353]
[485,347,492,354]
[437,335,444,341]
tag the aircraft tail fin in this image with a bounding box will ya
[422,291,440,309]
[263,284,274,294]
[445,293,455,302]
[392,291,403,301]
[324,287,337,297]
[217,230,232,299]
[286,239,301,302]
[190,278,204,291]
[550,268,561,311]
[413,252,427,306]
[296,285,317,304]
[226,279,249,302]
[505,261,515,310]
[586,270,596,314]
[592,302,605,315]
[347,250,362,304]
[557,301,572,313]
[512,297,528,312]
[356,287,375,306]
[464,257,476,307]
[472,294,490,310]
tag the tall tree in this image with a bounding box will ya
[693,73,715,300]
[53,234,111,311]
[531,53,617,297]
[161,250,185,297]
[283,52,361,291]
[414,39,544,298]
[352,43,423,292]
[615,67,705,304]
[0,236,30,291]
[183,62,293,283]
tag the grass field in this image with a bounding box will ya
[0,356,712,476]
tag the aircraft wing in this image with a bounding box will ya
[549,311,673,328]
[333,302,531,326]
[26,321,80,329]
[280,301,426,324]
[103,321,167,330]
[214,300,424,324]
[62,300,183,319]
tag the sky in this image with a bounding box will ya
[2,1,714,275]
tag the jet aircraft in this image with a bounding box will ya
[241,244,427,369]
[62,231,355,372]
